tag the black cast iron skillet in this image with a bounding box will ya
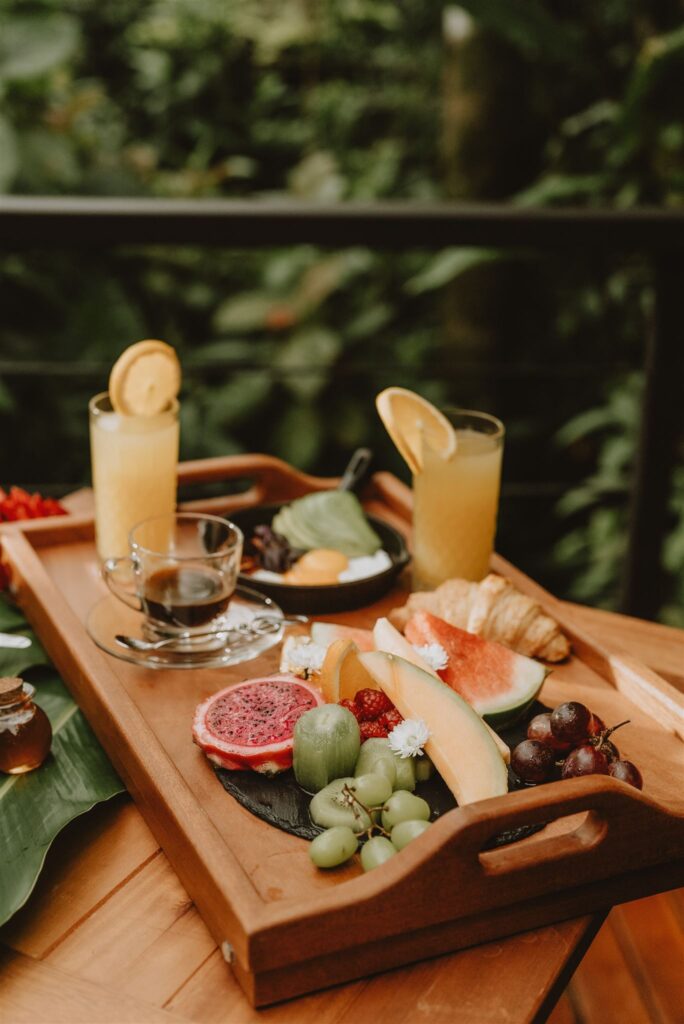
[232,449,410,614]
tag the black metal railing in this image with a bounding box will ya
[1,195,683,619]
[2,195,684,249]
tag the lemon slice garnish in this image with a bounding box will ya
[109,340,181,416]
[376,387,457,473]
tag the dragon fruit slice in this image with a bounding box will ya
[192,674,324,775]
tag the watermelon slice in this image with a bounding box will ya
[310,622,374,652]
[373,617,510,763]
[405,611,548,728]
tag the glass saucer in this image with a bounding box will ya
[86,584,284,670]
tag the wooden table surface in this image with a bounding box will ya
[2,600,682,1024]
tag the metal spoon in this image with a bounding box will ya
[115,632,231,653]
[115,614,308,653]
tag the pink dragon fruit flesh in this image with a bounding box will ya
[192,674,324,775]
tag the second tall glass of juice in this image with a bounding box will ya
[412,409,504,589]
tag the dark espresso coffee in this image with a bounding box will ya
[143,565,231,628]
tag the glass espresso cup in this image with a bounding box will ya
[103,513,243,638]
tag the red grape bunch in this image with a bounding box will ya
[511,701,642,790]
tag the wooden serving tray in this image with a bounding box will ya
[2,455,684,1008]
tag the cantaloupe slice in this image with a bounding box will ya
[319,638,379,703]
[310,622,374,652]
[373,617,434,673]
[372,618,511,764]
[360,651,508,806]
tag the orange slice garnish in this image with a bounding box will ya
[375,387,456,474]
[320,638,380,704]
[109,340,181,416]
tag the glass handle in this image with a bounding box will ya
[102,557,143,612]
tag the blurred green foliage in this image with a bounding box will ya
[0,0,683,618]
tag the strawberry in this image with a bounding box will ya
[354,688,394,721]
[339,698,363,722]
[360,720,388,742]
[377,708,403,732]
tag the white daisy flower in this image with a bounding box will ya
[388,718,430,758]
[279,636,326,677]
[413,642,448,672]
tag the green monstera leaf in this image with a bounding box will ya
[0,598,123,928]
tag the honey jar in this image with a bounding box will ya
[0,676,52,774]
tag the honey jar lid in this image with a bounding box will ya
[0,677,27,705]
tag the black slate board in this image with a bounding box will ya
[213,703,549,848]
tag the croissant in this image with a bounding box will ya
[389,573,570,662]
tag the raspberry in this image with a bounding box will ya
[339,698,363,722]
[355,688,393,721]
[378,708,403,732]
[360,720,388,742]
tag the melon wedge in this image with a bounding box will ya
[319,638,379,703]
[372,618,510,764]
[405,611,548,728]
[310,622,374,652]
[360,652,508,805]
[373,616,433,673]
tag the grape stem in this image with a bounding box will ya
[558,720,632,769]
[341,784,392,840]
[592,719,631,750]
[604,719,630,738]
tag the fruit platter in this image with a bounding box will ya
[2,453,684,1008]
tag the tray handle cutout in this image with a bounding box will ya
[479,808,606,878]
[438,775,683,890]
[177,454,338,515]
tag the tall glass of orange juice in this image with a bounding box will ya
[89,393,180,561]
[412,409,504,588]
